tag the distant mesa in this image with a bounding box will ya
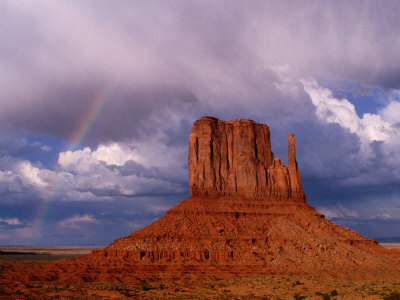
[1,116,400,283]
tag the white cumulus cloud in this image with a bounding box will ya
[379,100,400,125]
[301,79,400,184]
[59,214,98,229]
[0,217,22,225]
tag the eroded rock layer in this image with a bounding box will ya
[188,117,304,200]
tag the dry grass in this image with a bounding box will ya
[1,247,400,299]
[1,273,400,299]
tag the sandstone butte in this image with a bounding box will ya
[1,116,400,283]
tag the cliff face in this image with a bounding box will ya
[188,116,305,200]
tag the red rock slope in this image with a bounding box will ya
[1,116,399,283]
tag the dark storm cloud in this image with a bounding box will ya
[313,183,400,239]
[1,78,200,147]
[87,87,199,146]
[119,160,157,178]
[292,122,361,179]
[0,124,51,159]
[0,192,185,245]
[376,69,400,90]
[2,1,400,148]
[1,1,400,244]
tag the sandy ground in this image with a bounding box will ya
[1,245,400,299]
[380,243,400,249]
[1,272,400,299]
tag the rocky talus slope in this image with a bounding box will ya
[1,116,399,283]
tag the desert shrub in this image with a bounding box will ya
[293,293,305,300]
[315,291,323,295]
[292,280,303,287]
[322,294,331,300]
[330,289,338,296]
[383,292,400,300]
[121,290,131,297]
[139,280,150,291]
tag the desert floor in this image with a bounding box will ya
[1,244,400,299]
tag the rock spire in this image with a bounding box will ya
[188,116,305,200]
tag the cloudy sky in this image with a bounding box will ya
[1,1,400,245]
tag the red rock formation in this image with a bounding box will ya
[1,116,400,283]
[267,133,304,199]
[188,116,304,200]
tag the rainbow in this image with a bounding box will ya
[67,86,115,149]
[31,85,115,242]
